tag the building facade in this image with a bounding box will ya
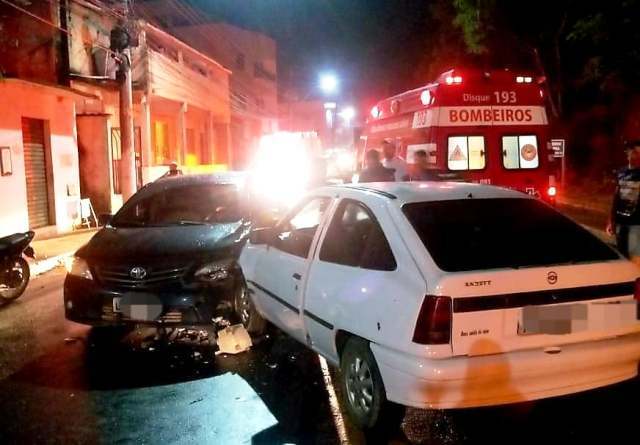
[0,1,85,236]
[0,0,232,235]
[135,1,278,169]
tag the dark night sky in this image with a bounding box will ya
[190,0,440,103]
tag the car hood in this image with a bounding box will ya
[77,222,249,262]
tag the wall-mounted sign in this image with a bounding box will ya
[0,147,12,176]
[550,139,565,158]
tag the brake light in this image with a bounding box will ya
[634,278,640,301]
[547,186,557,197]
[412,295,452,344]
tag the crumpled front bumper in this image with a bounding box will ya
[63,275,235,327]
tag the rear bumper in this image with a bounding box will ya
[371,334,640,409]
[63,275,234,327]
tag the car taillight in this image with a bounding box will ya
[634,278,640,301]
[412,295,452,345]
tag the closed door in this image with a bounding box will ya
[251,197,332,341]
[22,118,51,228]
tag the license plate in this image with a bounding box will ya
[112,297,122,313]
[518,303,588,335]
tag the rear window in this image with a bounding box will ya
[502,135,539,169]
[447,136,486,171]
[402,198,619,272]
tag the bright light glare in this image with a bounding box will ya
[336,151,355,171]
[319,73,338,94]
[420,90,431,105]
[338,106,355,121]
[548,186,557,197]
[250,133,312,208]
[370,106,380,118]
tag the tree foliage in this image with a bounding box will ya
[450,0,640,120]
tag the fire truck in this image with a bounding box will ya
[361,68,557,202]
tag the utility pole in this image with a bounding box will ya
[113,0,136,200]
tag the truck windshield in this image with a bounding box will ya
[402,198,619,272]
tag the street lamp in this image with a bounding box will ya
[319,73,339,95]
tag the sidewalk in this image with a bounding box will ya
[29,229,98,276]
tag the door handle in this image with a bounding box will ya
[292,273,302,280]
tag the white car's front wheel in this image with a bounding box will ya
[339,337,405,435]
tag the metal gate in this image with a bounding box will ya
[21,118,51,228]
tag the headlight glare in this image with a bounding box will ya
[65,256,93,280]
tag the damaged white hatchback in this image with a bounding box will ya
[235,182,640,433]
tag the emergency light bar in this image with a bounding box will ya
[516,76,533,83]
[445,76,463,85]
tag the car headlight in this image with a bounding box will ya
[65,256,93,280]
[194,259,234,282]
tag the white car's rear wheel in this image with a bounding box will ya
[339,337,405,435]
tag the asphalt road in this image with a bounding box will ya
[0,267,639,444]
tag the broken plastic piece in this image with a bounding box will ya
[216,324,252,354]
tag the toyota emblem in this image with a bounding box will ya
[130,267,147,280]
[547,271,558,285]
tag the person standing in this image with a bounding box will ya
[408,150,440,181]
[358,150,395,183]
[381,140,408,181]
[607,140,640,266]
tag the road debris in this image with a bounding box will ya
[216,324,252,354]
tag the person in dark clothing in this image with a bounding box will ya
[607,140,640,265]
[358,149,395,183]
[409,150,439,181]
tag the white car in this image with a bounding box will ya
[235,182,640,432]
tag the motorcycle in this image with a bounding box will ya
[0,231,35,305]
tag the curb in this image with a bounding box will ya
[29,251,74,277]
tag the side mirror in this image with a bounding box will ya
[98,213,113,226]
[249,227,276,245]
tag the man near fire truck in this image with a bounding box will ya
[359,149,395,183]
[381,139,408,181]
[608,140,640,266]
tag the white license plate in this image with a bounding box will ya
[112,297,122,313]
[518,303,588,335]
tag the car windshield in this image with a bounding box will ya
[111,183,242,227]
[403,198,619,272]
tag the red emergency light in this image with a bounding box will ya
[370,105,380,119]
[445,76,463,85]
[420,90,432,105]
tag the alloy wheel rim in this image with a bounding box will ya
[345,355,374,416]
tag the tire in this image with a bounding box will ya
[0,257,30,304]
[233,279,267,336]
[339,337,406,436]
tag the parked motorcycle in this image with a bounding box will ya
[0,231,35,305]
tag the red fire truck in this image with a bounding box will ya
[361,68,557,202]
